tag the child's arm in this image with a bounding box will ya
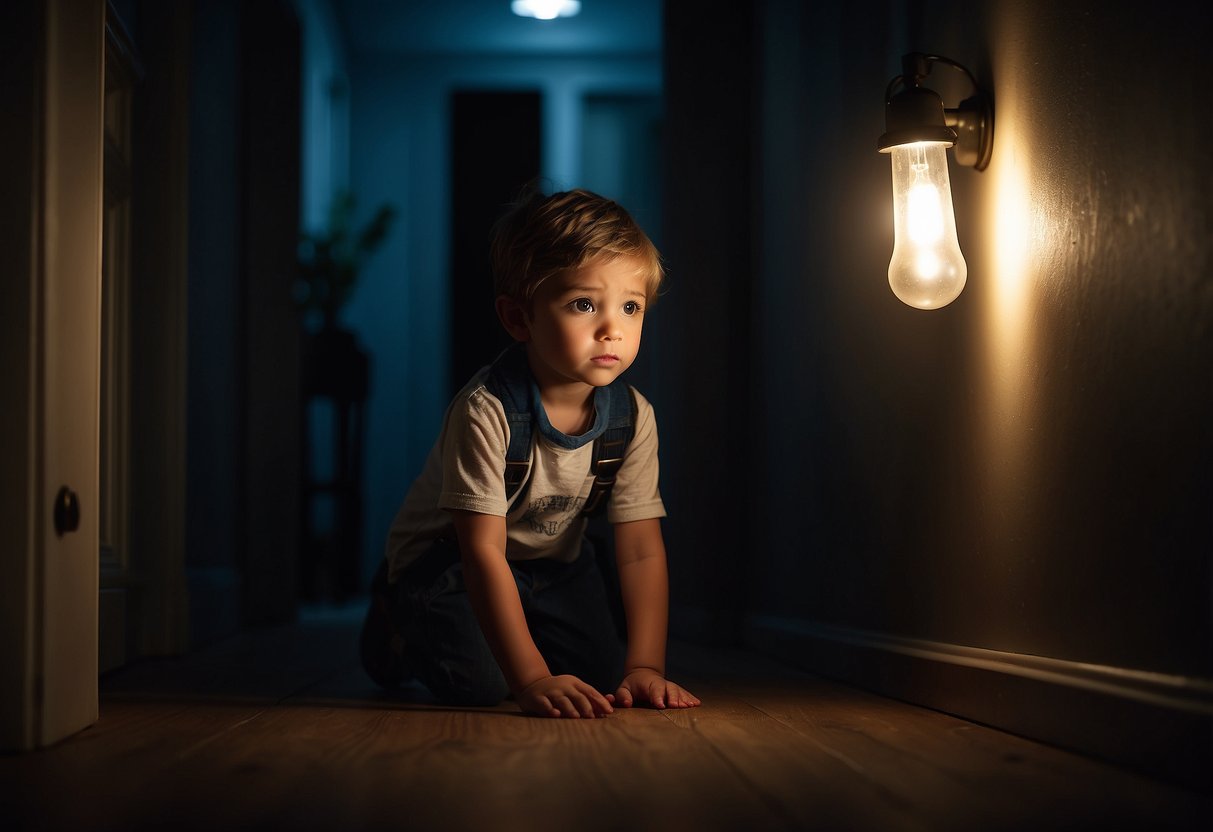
[451,510,615,718]
[612,518,701,709]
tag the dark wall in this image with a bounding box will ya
[660,0,756,642]
[660,0,1211,786]
[240,0,302,626]
[187,0,301,641]
[186,0,243,643]
[449,91,542,393]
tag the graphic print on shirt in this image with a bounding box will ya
[522,494,587,536]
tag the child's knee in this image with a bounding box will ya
[423,657,509,707]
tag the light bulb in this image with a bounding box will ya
[887,142,967,309]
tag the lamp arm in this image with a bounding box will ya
[918,53,980,97]
[889,52,993,171]
[887,53,980,101]
[885,75,906,102]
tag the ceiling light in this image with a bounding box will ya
[511,1,582,20]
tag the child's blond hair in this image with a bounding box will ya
[490,187,664,307]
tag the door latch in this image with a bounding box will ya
[53,486,80,536]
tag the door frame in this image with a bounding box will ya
[0,0,105,749]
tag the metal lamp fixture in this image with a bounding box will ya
[878,53,993,310]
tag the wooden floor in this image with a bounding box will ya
[3,605,1209,831]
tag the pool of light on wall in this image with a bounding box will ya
[987,142,1034,371]
[979,88,1039,529]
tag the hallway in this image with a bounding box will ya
[3,608,1207,831]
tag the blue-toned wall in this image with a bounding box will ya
[293,0,350,231]
[343,54,662,583]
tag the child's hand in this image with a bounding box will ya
[517,674,615,719]
[612,668,701,710]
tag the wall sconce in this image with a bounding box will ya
[878,53,993,309]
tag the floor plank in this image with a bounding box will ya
[662,688,928,831]
[2,608,1209,831]
[731,682,1207,830]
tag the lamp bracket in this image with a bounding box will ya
[884,52,993,171]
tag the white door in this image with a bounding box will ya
[0,0,104,750]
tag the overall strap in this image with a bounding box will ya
[484,345,637,516]
[580,379,637,517]
[484,346,533,507]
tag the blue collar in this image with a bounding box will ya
[528,375,610,450]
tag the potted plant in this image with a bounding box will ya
[295,191,396,331]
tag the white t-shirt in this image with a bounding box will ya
[385,366,666,583]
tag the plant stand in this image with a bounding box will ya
[299,326,369,603]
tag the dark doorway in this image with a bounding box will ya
[448,91,542,393]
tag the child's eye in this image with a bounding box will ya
[571,298,595,313]
[623,300,642,316]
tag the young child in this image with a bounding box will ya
[360,187,698,718]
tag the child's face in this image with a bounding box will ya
[521,256,647,393]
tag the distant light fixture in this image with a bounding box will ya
[878,53,993,310]
[511,0,581,20]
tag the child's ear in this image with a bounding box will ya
[495,295,531,342]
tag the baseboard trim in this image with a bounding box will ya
[745,615,1213,792]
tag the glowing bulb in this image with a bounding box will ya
[511,0,581,20]
[887,142,967,309]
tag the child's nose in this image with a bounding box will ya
[597,314,622,340]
